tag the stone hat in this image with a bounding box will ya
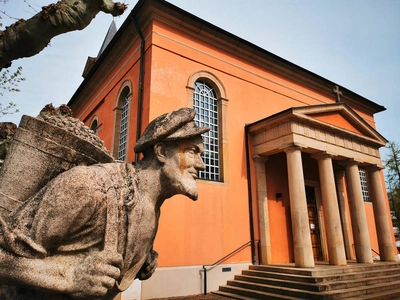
[134,108,210,154]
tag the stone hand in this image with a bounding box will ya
[70,251,123,299]
[136,249,158,280]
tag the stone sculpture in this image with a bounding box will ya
[0,107,209,299]
[0,104,115,216]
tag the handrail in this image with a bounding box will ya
[371,248,380,259]
[352,244,381,260]
[201,240,259,295]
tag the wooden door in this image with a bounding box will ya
[306,186,323,261]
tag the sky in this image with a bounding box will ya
[1,0,399,159]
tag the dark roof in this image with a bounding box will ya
[97,20,118,57]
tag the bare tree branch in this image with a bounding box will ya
[0,0,128,70]
[384,141,400,229]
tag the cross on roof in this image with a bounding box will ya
[333,85,342,103]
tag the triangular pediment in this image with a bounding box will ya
[308,112,363,135]
[292,103,387,146]
[247,103,387,164]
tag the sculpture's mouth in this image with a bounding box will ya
[190,172,198,179]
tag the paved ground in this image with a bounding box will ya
[150,293,231,300]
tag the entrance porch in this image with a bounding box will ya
[246,103,397,268]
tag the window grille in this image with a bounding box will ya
[359,169,370,202]
[118,94,131,161]
[193,80,220,181]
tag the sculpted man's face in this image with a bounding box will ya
[160,135,205,200]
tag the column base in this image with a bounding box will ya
[294,247,315,268]
[379,245,396,262]
[328,246,347,266]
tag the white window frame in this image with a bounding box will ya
[193,80,220,181]
[113,81,132,161]
[187,70,228,182]
[359,169,370,202]
[118,93,131,161]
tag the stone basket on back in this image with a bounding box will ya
[0,104,114,217]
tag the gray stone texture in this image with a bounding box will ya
[0,107,208,299]
[0,114,114,216]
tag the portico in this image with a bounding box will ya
[247,103,396,267]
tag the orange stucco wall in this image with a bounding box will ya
[311,112,363,135]
[265,153,293,263]
[365,203,379,254]
[70,14,393,268]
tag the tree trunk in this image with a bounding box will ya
[0,0,127,70]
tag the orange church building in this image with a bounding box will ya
[67,0,397,298]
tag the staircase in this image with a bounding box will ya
[212,261,400,299]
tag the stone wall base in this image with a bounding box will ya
[132,262,251,299]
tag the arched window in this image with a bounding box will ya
[113,83,132,161]
[118,91,131,161]
[188,71,228,182]
[193,80,220,181]
[90,119,98,135]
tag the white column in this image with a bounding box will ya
[312,153,347,265]
[366,165,396,261]
[335,171,355,260]
[342,160,373,263]
[285,147,314,268]
[252,154,272,264]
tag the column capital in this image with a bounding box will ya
[311,151,334,161]
[364,164,384,172]
[339,158,363,167]
[252,154,268,164]
[282,143,307,153]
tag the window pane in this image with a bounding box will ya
[193,80,220,181]
[359,169,370,202]
[118,93,131,161]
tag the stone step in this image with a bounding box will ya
[221,279,400,300]
[214,285,305,300]
[250,262,400,277]
[243,265,400,284]
[215,262,400,299]
[210,290,263,300]
[235,272,400,292]
[344,288,400,300]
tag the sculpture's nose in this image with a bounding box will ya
[195,154,206,171]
